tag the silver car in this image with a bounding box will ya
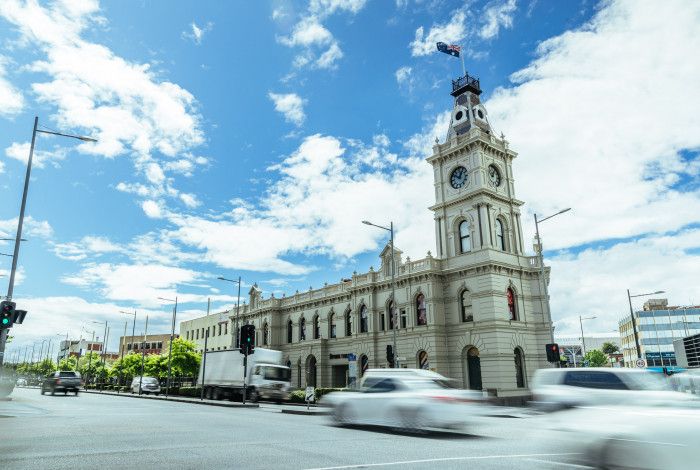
[131,376,161,395]
[322,369,485,432]
[531,367,697,410]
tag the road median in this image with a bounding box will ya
[83,389,259,408]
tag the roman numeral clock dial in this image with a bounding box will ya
[450,166,468,189]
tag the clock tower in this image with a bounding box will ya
[427,72,552,394]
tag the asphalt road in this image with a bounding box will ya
[0,387,586,470]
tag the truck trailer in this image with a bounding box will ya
[198,348,291,402]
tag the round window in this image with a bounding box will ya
[477,109,484,119]
[455,111,463,121]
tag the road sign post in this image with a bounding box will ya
[305,386,315,410]
[635,358,646,368]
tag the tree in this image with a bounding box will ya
[110,353,144,381]
[77,351,102,381]
[583,349,608,367]
[58,356,77,371]
[601,342,620,355]
[144,354,168,378]
[168,338,201,378]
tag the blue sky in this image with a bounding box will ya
[1,0,699,355]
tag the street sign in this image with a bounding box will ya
[396,356,407,361]
[305,386,315,402]
[347,353,356,361]
[636,358,646,368]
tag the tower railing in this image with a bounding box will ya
[451,73,481,96]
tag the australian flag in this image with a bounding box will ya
[436,42,460,58]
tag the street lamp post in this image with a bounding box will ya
[83,327,96,386]
[533,208,571,346]
[138,315,149,396]
[627,290,665,362]
[0,117,96,365]
[158,296,178,398]
[579,315,597,357]
[362,220,398,368]
[217,277,242,349]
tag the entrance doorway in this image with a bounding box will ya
[463,347,482,390]
[331,364,348,387]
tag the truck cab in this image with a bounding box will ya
[250,364,291,403]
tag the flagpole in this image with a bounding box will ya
[460,45,466,76]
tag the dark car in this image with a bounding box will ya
[41,371,82,396]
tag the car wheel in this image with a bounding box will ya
[400,407,427,434]
[64,391,67,395]
[74,390,79,396]
[40,388,45,395]
[334,403,353,426]
[50,388,55,396]
[248,388,259,403]
[212,387,222,400]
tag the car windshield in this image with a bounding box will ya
[401,379,459,390]
[142,378,158,384]
[623,372,672,391]
[263,367,291,381]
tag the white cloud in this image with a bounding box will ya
[279,17,333,47]
[315,42,343,69]
[182,21,213,45]
[0,55,24,115]
[479,0,517,39]
[485,0,700,250]
[53,235,121,261]
[179,192,200,208]
[142,200,163,219]
[0,216,53,240]
[0,0,206,209]
[5,141,67,169]
[403,110,451,156]
[410,10,467,57]
[395,66,412,85]
[268,92,307,126]
[145,162,166,185]
[309,0,367,16]
[549,229,700,336]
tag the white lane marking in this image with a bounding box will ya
[524,458,593,469]
[302,452,582,470]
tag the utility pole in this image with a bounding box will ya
[138,315,149,396]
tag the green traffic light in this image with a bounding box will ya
[1,318,8,325]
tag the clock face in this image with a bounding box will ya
[488,165,501,187]
[450,166,468,189]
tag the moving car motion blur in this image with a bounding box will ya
[322,369,485,431]
[531,367,695,410]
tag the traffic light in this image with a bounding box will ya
[386,345,394,367]
[240,324,255,355]
[546,343,560,363]
[1,301,16,330]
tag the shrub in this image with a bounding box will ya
[314,388,344,401]
[178,386,201,397]
[289,390,306,403]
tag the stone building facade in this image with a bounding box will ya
[220,74,553,399]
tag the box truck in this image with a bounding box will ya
[198,348,291,402]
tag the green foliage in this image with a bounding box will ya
[110,352,145,380]
[144,354,168,378]
[58,356,77,371]
[289,390,306,403]
[169,338,201,377]
[601,342,620,355]
[583,349,609,367]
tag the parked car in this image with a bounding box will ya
[531,367,697,411]
[131,376,161,395]
[41,371,82,395]
[16,377,27,386]
[321,369,485,432]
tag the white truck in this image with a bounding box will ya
[198,348,291,402]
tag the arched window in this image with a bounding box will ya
[461,290,473,322]
[313,315,320,339]
[496,219,505,251]
[514,347,525,388]
[359,305,368,333]
[329,312,336,338]
[360,355,369,377]
[287,319,293,343]
[263,322,269,345]
[507,287,517,320]
[345,310,352,336]
[299,317,306,341]
[417,350,429,369]
[459,221,471,253]
[416,294,427,325]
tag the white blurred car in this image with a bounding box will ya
[548,404,700,469]
[321,369,485,432]
[531,367,697,410]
